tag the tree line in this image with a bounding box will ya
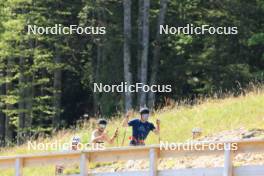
[0,0,263,146]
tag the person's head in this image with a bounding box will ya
[71,136,81,150]
[192,128,202,139]
[97,119,107,132]
[140,107,150,122]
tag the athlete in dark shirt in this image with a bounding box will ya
[122,107,160,146]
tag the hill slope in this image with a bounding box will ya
[1,89,264,155]
[1,89,264,175]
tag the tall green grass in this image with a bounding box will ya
[1,89,264,155]
[1,89,264,175]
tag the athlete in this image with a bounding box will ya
[90,119,118,144]
[122,107,160,146]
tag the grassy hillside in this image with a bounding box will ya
[1,89,264,175]
[1,89,264,155]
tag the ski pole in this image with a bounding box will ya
[156,118,161,144]
[121,128,127,146]
[121,110,131,146]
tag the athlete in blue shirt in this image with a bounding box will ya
[122,107,160,146]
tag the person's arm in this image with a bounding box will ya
[91,131,106,143]
[122,116,129,127]
[122,111,132,127]
[153,119,160,135]
[108,128,119,144]
[91,135,104,143]
[102,130,117,144]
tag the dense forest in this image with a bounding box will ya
[0,0,263,146]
